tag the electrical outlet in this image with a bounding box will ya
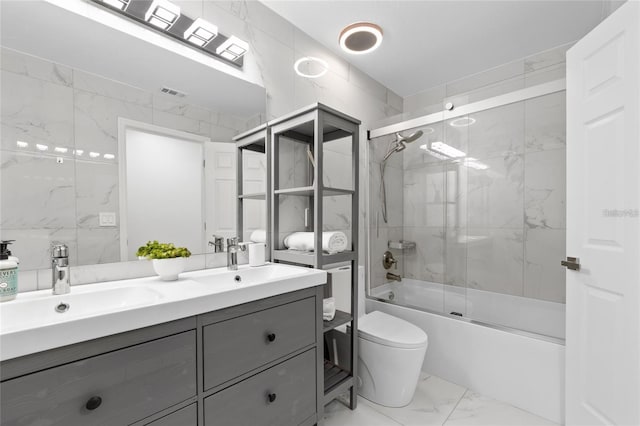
[99,212,116,227]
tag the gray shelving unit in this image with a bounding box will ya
[269,103,360,410]
[233,124,271,259]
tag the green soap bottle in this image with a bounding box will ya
[0,240,18,302]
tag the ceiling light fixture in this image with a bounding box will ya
[184,18,218,47]
[101,0,130,11]
[449,117,477,127]
[339,22,383,55]
[216,36,249,61]
[430,141,466,158]
[144,0,180,30]
[294,57,329,79]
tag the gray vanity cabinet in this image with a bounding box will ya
[0,286,324,426]
[1,330,197,426]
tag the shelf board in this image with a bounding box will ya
[274,186,354,197]
[238,192,266,200]
[324,360,352,395]
[272,250,355,267]
[323,310,353,333]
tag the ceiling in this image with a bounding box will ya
[0,0,265,117]
[262,0,618,97]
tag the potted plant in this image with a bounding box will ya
[137,241,191,281]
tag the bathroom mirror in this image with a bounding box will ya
[0,0,267,270]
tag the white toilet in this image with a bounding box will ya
[357,310,428,407]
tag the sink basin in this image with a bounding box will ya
[0,287,163,334]
[190,264,311,286]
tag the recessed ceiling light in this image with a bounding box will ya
[339,22,383,55]
[449,117,477,127]
[294,57,329,79]
[216,36,249,61]
[145,0,180,30]
[184,18,218,47]
[101,0,130,11]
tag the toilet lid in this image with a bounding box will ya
[358,311,428,349]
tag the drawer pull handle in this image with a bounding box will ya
[266,333,276,342]
[85,396,102,411]
[267,393,277,403]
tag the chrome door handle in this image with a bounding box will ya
[561,257,580,271]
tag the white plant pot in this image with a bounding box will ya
[152,257,186,281]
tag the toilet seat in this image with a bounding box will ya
[358,311,428,349]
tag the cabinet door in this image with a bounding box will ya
[144,403,197,426]
[204,349,316,426]
[203,297,316,390]
[1,331,196,426]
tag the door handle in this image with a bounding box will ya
[561,257,580,271]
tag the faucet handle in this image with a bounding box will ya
[227,237,238,247]
[52,243,69,258]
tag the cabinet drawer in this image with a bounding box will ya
[203,297,316,390]
[1,331,196,426]
[144,403,197,426]
[204,349,316,426]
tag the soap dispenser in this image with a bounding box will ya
[0,240,18,302]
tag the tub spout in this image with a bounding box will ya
[386,272,402,282]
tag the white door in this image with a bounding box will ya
[205,143,237,249]
[565,2,640,425]
[242,150,267,240]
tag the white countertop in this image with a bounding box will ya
[0,263,326,361]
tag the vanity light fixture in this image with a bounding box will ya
[89,152,101,158]
[101,0,130,11]
[104,153,115,160]
[54,147,68,154]
[36,144,49,151]
[419,144,449,161]
[339,22,383,55]
[16,141,29,148]
[216,36,249,61]
[144,0,180,30]
[449,117,477,127]
[74,149,84,156]
[183,18,218,47]
[294,57,329,79]
[430,141,466,158]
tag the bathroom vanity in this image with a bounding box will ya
[0,265,325,426]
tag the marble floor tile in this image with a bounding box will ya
[324,397,402,426]
[444,391,557,426]
[362,375,467,426]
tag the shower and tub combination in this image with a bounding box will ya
[366,76,567,423]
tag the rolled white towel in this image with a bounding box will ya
[283,231,348,254]
[249,229,267,243]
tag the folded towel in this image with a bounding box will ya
[323,297,336,321]
[284,231,348,254]
[249,229,267,243]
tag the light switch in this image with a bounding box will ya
[99,212,117,227]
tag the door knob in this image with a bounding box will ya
[561,257,580,271]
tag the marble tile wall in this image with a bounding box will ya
[369,44,567,304]
[2,0,402,290]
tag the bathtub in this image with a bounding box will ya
[366,279,565,424]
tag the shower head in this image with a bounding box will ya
[382,130,425,162]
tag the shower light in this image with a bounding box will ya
[101,0,130,11]
[294,57,329,79]
[16,141,29,148]
[36,144,49,151]
[145,0,180,30]
[216,36,249,61]
[339,22,383,55]
[184,18,218,47]
[449,117,477,127]
[430,142,466,158]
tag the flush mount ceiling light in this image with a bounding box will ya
[144,0,180,30]
[216,36,249,61]
[101,0,130,11]
[184,18,218,47]
[449,117,477,127]
[294,57,329,79]
[339,22,383,55]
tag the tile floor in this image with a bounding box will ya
[323,373,558,426]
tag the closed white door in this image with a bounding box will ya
[205,143,237,247]
[565,2,640,425]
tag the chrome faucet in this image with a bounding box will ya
[208,235,224,253]
[226,237,246,271]
[51,244,70,295]
[386,272,402,282]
